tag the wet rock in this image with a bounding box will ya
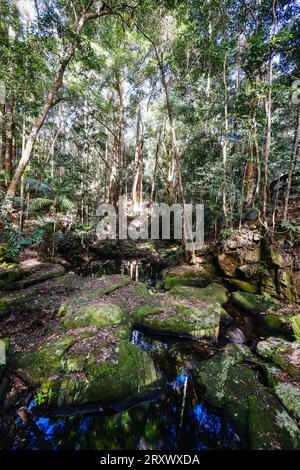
[257,337,300,381]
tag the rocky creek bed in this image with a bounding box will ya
[0,255,300,450]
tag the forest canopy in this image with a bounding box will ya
[0,0,299,250]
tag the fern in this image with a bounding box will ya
[30,197,52,211]
[56,196,75,213]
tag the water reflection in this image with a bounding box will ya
[88,258,166,284]
[4,332,243,451]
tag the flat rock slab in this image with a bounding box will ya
[257,337,300,381]
[4,262,65,290]
[162,263,217,290]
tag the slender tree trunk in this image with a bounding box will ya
[283,104,300,220]
[4,2,111,204]
[150,125,163,205]
[222,53,229,225]
[4,97,14,182]
[262,61,272,222]
[262,0,277,222]
[0,103,3,171]
[132,104,144,213]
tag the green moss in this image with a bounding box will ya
[133,304,162,323]
[192,344,300,449]
[15,336,76,384]
[248,387,300,450]
[231,291,278,315]
[226,278,259,293]
[162,264,215,290]
[0,292,35,318]
[170,283,228,306]
[61,302,124,330]
[257,337,300,381]
[292,314,300,340]
[134,282,149,296]
[0,263,23,288]
[38,340,162,407]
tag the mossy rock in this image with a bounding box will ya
[218,252,239,277]
[192,344,300,449]
[134,282,149,296]
[170,283,228,306]
[15,336,76,385]
[231,291,279,315]
[0,263,23,289]
[142,305,220,341]
[60,301,124,330]
[261,309,300,335]
[248,386,300,450]
[162,264,215,290]
[133,304,162,323]
[257,337,300,381]
[134,298,224,341]
[191,343,252,408]
[0,292,35,318]
[5,263,65,290]
[226,278,259,294]
[291,314,300,340]
[22,332,162,409]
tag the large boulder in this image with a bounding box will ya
[262,363,300,420]
[218,252,239,277]
[14,327,163,410]
[0,273,82,319]
[191,344,300,450]
[135,301,221,341]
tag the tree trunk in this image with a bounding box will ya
[4,97,14,182]
[4,2,111,204]
[132,104,144,213]
[222,53,228,224]
[283,104,300,220]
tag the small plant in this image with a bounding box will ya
[35,388,57,406]
[280,219,300,246]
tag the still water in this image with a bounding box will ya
[6,331,244,450]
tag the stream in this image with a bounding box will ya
[1,257,281,450]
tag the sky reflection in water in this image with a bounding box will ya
[8,331,242,450]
